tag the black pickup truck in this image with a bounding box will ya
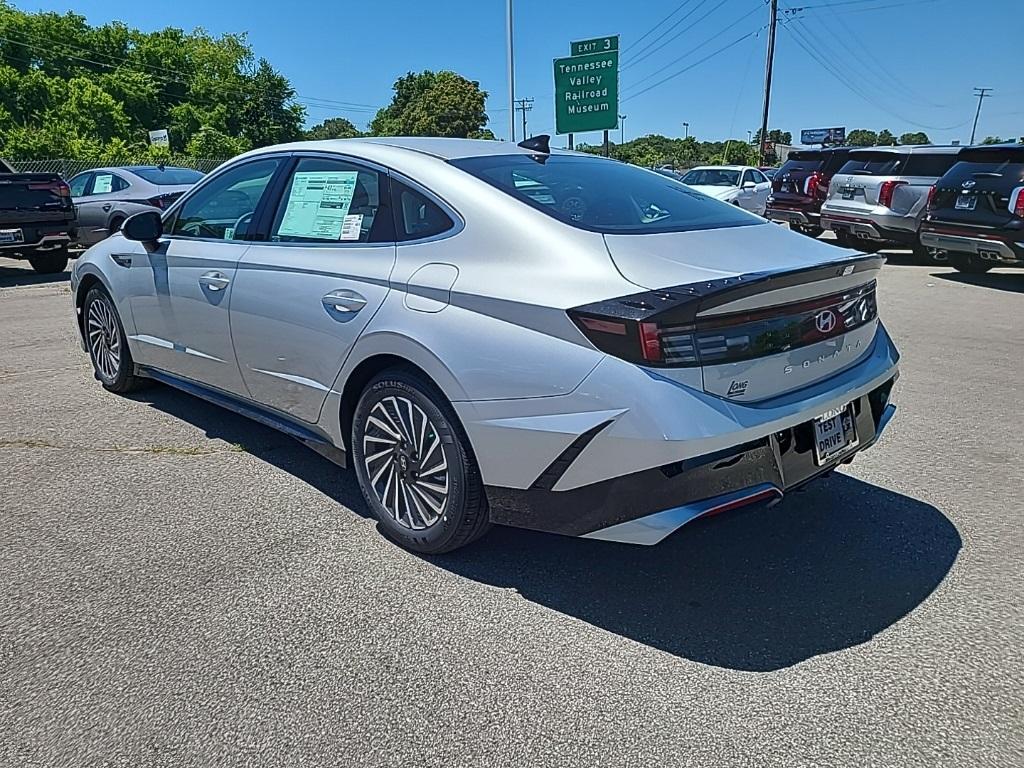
[0,158,78,273]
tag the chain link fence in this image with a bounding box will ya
[7,157,229,178]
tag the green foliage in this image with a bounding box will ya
[846,129,879,147]
[305,117,362,140]
[370,70,489,138]
[877,129,896,146]
[898,132,930,145]
[0,1,307,160]
[980,136,1005,145]
[752,128,792,146]
[577,133,761,169]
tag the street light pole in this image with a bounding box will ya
[506,0,516,142]
[683,122,689,139]
[619,114,627,145]
[969,87,992,145]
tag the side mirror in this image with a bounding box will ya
[122,210,162,242]
[742,181,757,190]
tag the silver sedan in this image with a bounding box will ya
[70,138,899,553]
[68,165,203,246]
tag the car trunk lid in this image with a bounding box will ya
[0,172,76,225]
[929,146,1024,229]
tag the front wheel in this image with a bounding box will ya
[83,286,147,393]
[351,369,490,554]
[28,249,68,274]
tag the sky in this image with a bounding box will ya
[16,0,1024,147]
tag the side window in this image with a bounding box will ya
[68,173,91,197]
[752,170,769,184]
[269,157,390,244]
[391,180,455,241]
[90,172,121,195]
[170,158,282,240]
[741,170,754,186]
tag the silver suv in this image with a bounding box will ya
[820,145,962,254]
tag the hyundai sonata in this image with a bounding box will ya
[71,136,899,553]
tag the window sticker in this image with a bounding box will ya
[338,214,363,241]
[93,174,113,194]
[223,227,236,241]
[278,171,358,240]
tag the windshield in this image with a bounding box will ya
[449,155,758,235]
[130,167,204,185]
[680,168,740,187]
[838,152,904,176]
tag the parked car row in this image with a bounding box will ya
[767,142,1024,273]
[0,161,204,273]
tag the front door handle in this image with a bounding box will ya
[199,271,231,291]
[322,289,367,314]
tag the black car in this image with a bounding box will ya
[765,147,851,237]
[920,144,1024,273]
[0,158,78,273]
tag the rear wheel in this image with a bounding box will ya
[83,286,147,393]
[28,248,68,274]
[351,369,490,554]
[952,254,992,274]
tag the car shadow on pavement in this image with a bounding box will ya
[0,263,70,287]
[431,473,961,672]
[130,385,371,518]
[930,270,1024,294]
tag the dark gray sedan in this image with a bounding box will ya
[68,166,203,246]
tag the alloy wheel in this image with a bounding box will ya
[87,296,121,381]
[362,395,450,530]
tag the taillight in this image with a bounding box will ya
[28,181,71,197]
[926,185,937,210]
[804,172,822,198]
[1010,186,1024,218]
[878,180,907,209]
[147,195,167,209]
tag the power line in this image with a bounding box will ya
[622,29,762,103]
[623,0,730,72]
[621,0,701,54]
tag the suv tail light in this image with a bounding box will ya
[1010,186,1024,218]
[878,180,907,209]
[926,184,937,210]
[803,171,822,198]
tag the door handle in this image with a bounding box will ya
[199,271,231,291]
[322,289,367,314]
[102,203,112,212]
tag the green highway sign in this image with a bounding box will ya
[570,35,618,57]
[553,49,619,135]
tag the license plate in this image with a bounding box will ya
[841,188,856,200]
[0,228,24,244]
[812,404,857,465]
[955,194,977,210]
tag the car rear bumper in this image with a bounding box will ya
[459,324,901,543]
[0,227,76,252]
[820,210,918,244]
[919,225,1024,265]
[766,206,820,226]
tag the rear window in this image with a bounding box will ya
[941,151,1024,187]
[957,147,1024,165]
[450,155,757,235]
[838,152,904,176]
[778,153,824,174]
[680,168,740,187]
[902,153,960,178]
[130,167,204,185]
[821,150,852,176]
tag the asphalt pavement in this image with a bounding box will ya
[1,253,1022,767]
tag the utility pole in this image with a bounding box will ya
[758,0,778,165]
[506,0,516,142]
[969,87,992,145]
[747,129,753,144]
[514,97,534,140]
[683,122,689,139]
[619,114,627,145]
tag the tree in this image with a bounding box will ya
[370,70,489,138]
[845,129,879,147]
[899,131,930,145]
[753,128,792,146]
[238,59,305,148]
[306,117,362,140]
[185,126,249,158]
[877,129,896,146]
[981,136,1005,145]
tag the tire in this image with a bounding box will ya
[834,231,855,248]
[952,254,992,274]
[795,225,824,238]
[351,368,490,554]
[83,286,148,393]
[912,240,945,264]
[27,249,69,274]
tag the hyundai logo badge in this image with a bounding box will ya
[815,309,837,334]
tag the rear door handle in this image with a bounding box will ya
[102,203,112,212]
[322,289,367,314]
[199,271,231,291]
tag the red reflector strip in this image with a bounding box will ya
[700,488,781,519]
[579,317,627,335]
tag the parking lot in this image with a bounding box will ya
[1,252,1022,766]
